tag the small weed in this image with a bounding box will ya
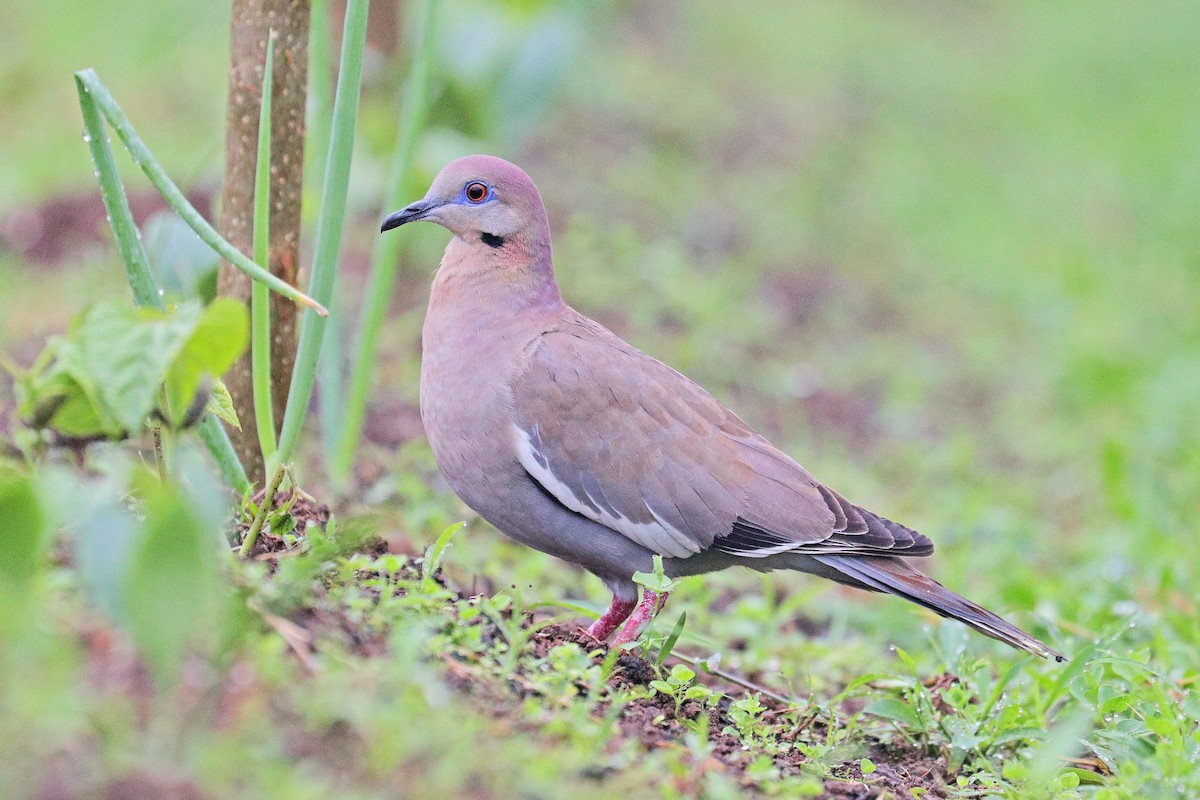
[647,662,712,716]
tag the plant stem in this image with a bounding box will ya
[152,425,167,481]
[273,0,370,471]
[198,416,252,494]
[77,76,251,493]
[238,461,287,557]
[76,77,163,312]
[73,69,327,317]
[332,0,438,487]
[252,32,278,464]
[678,651,796,706]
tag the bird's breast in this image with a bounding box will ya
[418,292,538,510]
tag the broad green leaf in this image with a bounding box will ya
[16,300,247,439]
[77,301,203,432]
[1097,683,1129,714]
[122,475,221,684]
[164,298,248,426]
[863,697,921,728]
[632,554,676,594]
[36,374,113,438]
[669,664,695,683]
[20,338,122,438]
[206,378,241,430]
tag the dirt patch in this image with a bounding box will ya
[525,624,952,798]
[237,489,336,559]
[0,186,216,267]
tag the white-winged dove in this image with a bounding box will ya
[382,155,1062,661]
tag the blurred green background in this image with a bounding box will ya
[1,0,1199,797]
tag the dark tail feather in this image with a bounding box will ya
[814,554,1064,661]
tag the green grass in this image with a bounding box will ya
[2,1,1200,798]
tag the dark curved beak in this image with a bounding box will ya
[381,199,441,232]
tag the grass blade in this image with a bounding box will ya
[656,611,687,666]
[273,0,370,470]
[251,32,278,464]
[73,69,327,317]
[332,0,438,487]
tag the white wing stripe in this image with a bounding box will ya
[717,541,806,558]
[512,424,700,559]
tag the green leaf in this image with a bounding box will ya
[21,337,122,438]
[78,301,203,433]
[1097,684,1129,714]
[632,554,676,594]
[37,377,114,438]
[1042,644,1096,714]
[655,611,687,665]
[863,697,921,728]
[122,474,221,684]
[206,378,241,430]
[0,474,46,601]
[422,522,464,589]
[23,299,248,437]
[164,298,249,426]
[989,726,1047,747]
[859,757,876,775]
[669,663,696,684]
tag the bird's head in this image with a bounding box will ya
[381,155,550,252]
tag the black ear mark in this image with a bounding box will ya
[481,232,505,248]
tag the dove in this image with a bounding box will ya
[381,155,1062,660]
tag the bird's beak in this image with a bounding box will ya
[381,199,442,232]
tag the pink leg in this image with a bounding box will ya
[585,595,638,641]
[612,589,670,645]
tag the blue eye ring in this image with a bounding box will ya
[464,181,489,203]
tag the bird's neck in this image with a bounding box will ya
[431,233,564,319]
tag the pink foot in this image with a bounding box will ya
[612,590,669,645]
[585,595,637,641]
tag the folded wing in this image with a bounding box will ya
[509,317,933,561]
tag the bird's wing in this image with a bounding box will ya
[508,317,932,560]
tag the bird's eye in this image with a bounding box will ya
[465,182,488,203]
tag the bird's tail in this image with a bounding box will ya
[813,554,1064,661]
